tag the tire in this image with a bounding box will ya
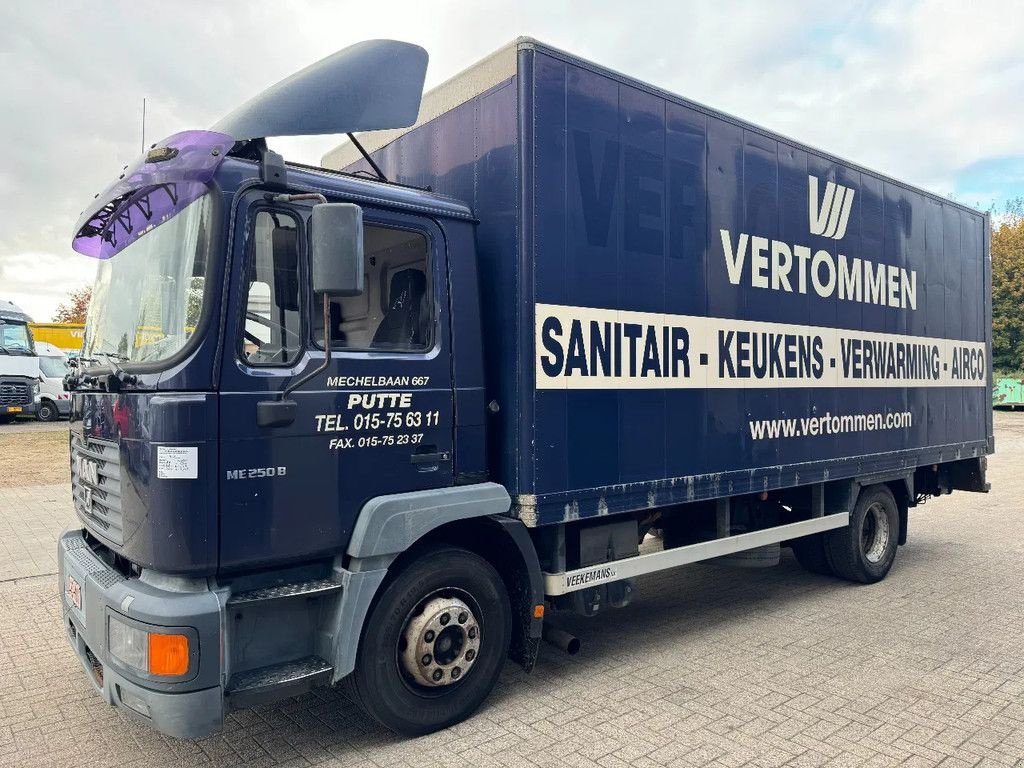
[348,545,511,736]
[0,415,13,425]
[791,533,834,576]
[825,485,899,584]
[37,400,58,422]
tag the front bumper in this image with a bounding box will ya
[3,402,35,416]
[57,529,224,739]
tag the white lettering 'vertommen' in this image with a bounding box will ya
[718,230,917,310]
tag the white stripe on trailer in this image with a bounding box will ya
[542,513,850,596]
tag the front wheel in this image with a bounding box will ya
[825,485,899,583]
[37,400,58,422]
[348,545,511,735]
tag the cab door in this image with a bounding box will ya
[218,194,454,571]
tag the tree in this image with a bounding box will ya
[53,285,92,324]
[991,198,1024,373]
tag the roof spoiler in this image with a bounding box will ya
[212,39,428,141]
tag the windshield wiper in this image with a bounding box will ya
[97,350,130,363]
[78,350,138,389]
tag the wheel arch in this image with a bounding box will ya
[852,475,911,546]
[334,484,544,681]
[406,515,544,671]
[875,477,911,546]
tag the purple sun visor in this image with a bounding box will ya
[71,130,233,259]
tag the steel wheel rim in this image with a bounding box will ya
[396,587,482,694]
[861,501,890,563]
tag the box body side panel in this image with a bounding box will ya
[342,45,991,525]
[526,49,990,523]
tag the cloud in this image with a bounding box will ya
[0,252,96,322]
[1,0,1022,320]
[954,156,1024,210]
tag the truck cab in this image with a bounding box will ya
[58,42,538,739]
[0,299,39,422]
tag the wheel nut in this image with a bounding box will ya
[468,626,477,639]
[439,613,451,626]
[424,630,435,642]
[458,612,468,624]
[432,669,443,682]
[465,649,476,661]
[451,667,462,680]
[421,654,432,666]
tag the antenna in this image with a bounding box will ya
[141,97,147,153]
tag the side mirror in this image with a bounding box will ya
[310,203,364,296]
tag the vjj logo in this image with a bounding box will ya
[809,175,855,240]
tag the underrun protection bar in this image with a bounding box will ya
[543,513,850,595]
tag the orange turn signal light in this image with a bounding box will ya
[533,604,545,620]
[148,633,189,676]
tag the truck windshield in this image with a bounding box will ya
[0,322,33,355]
[83,193,211,365]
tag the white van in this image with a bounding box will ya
[34,341,70,421]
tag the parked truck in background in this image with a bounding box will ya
[0,298,39,422]
[57,39,992,739]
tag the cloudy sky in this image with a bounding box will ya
[2,0,1022,321]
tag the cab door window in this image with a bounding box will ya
[314,224,432,352]
[242,211,302,365]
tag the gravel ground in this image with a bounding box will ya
[0,429,69,488]
[0,418,71,434]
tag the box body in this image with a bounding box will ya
[327,39,993,526]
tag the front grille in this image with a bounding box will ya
[0,381,30,407]
[71,434,124,546]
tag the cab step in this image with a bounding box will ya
[226,578,342,606]
[226,655,333,708]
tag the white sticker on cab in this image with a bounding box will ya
[157,446,199,479]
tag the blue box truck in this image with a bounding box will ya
[58,38,992,738]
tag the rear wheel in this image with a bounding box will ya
[791,533,833,575]
[825,485,899,583]
[348,545,511,735]
[37,400,58,422]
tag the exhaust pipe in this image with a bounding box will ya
[542,624,580,655]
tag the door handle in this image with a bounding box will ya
[411,447,451,465]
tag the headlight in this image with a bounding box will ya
[108,616,148,671]
[108,614,190,677]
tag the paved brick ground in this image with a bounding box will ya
[1,414,1023,767]
[0,484,70,581]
